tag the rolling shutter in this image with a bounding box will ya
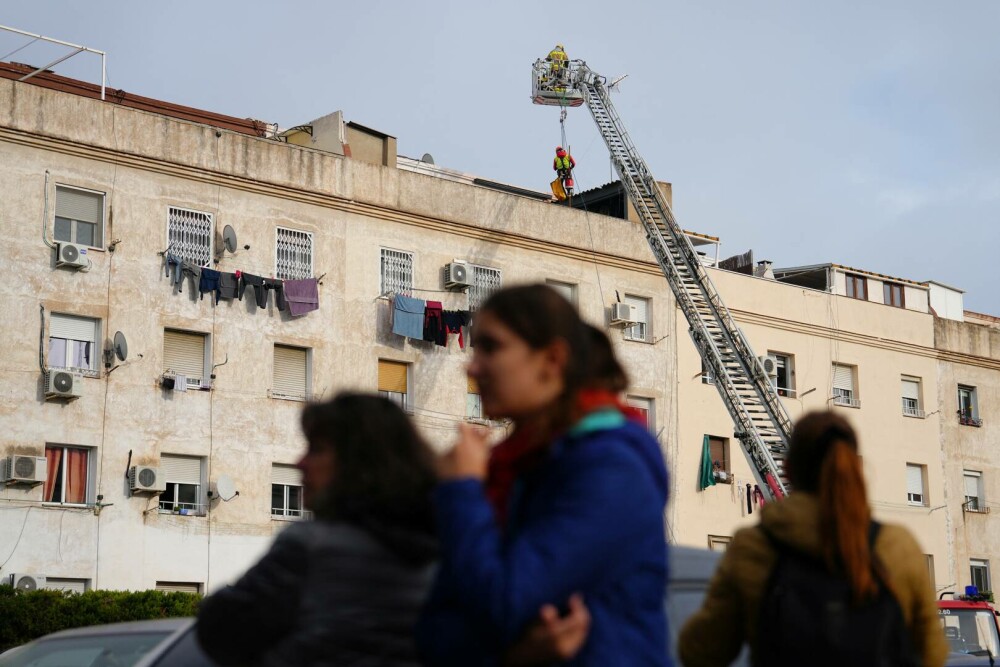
[901,379,920,400]
[965,472,980,498]
[273,345,307,397]
[271,464,302,486]
[378,360,408,393]
[161,454,201,484]
[906,465,924,496]
[56,186,102,223]
[832,364,854,392]
[467,376,479,394]
[163,330,205,379]
[50,314,97,342]
[155,581,201,594]
[47,578,88,594]
[624,295,649,324]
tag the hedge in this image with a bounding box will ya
[0,586,201,652]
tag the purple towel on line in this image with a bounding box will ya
[283,278,319,316]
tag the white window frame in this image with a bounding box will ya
[48,313,101,377]
[970,559,991,594]
[546,280,578,305]
[901,376,924,418]
[622,294,650,342]
[43,445,94,506]
[275,226,314,280]
[271,464,307,519]
[166,206,214,267]
[469,264,503,311]
[380,247,413,296]
[958,385,981,425]
[768,351,796,398]
[832,363,860,408]
[964,470,986,513]
[707,535,732,552]
[163,329,210,388]
[626,396,655,432]
[55,184,105,249]
[906,463,927,507]
[159,454,205,516]
[271,344,311,401]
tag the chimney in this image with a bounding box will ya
[754,260,775,280]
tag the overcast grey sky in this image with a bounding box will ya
[4,1,999,313]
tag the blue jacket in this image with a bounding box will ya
[417,412,671,666]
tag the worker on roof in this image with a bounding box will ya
[547,43,568,82]
[553,146,576,200]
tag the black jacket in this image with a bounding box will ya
[197,520,437,666]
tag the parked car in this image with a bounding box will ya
[0,617,214,667]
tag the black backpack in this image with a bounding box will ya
[755,521,920,667]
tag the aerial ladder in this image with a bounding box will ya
[532,57,792,499]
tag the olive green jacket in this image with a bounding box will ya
[678,493,947,667]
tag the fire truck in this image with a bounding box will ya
[939,586,1000,666]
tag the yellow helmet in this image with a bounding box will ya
[556,43,564,50]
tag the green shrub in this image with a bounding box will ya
[0,586,201,652]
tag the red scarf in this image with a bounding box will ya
[485,390,645,530]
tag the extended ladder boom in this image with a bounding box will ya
[571,63,793,498]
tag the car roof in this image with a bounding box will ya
[37,618,193,640]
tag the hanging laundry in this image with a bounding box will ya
[738,483,746,518]
[283,278,319,317]
[175,261,201,294]
[392,295,426,339]
[442,310,471,349]
[424,301,446,346]
[746,483,753,515]
[165,253,183,290]
[199,268,221,301]
[698,435,716,491]
[753,484,766,509]
[217,272,240,302]
[239,273,267,308]
[265,278,286,311]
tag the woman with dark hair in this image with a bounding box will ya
[678,411,947,666]
[197,393,438,667]
[418,284,670,666]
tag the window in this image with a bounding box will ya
[845,273,867,300]
[44,445,91,505]
[271,464,306,518]
[55,185,104,247]
[159,454,204,515]
[964,470,986,513]
[971,560,991,594]
[901,376,924,418]
[275,227,313,280]
[707,535,732,552]
[466,376,483,420]
[925,555,936,592]
[166,207,213,267]
[626,396,655,432]
[623,295,650,342]
[469,265,503,311]
[701,357,715,385]
[378,359,409,411]
[769,352,795,397]
[163,329,208,387]
[832,363,860,408]
[155,581,202,594]
[708,435,731,481]
[958,385,982,426]
[906,463,927,506]
[45,578,90,594]
[380,248,413,296]
[883,282,905,308]
[49,314,99,375]
[546,280,577,305]
[272,344,310,400]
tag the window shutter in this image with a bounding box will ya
[378,360,408,393]
[46,578,87,594]
[467,376,479,394]
[155,581,200,594]
[906,465,923,495]
[965,472,980,498]
[901,379,920,401]
[709,437,727,468]
[273,345,307,397]
[832,364,854,391]
[625,295,649,323]
[163,330,205,379]
[50,314,96,342]
[271,464,302,486]
[56,187,102,223]
[161,454,201,484]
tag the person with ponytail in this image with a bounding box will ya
[677,411,947,666]
[417,284,671,666]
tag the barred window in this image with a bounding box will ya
[469,265,502,311]
[380,248,413,296]
[276,227,313,280]
[167,207,213,267]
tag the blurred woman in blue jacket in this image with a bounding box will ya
[418,284,671,666]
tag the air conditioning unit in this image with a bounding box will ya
[758,355,778,377]
[129,466,166,493]
[44,369,83,400]
[443,262,472,289]
[610,302,637,325]
[1,456,47,484]
[56,242,90,269]
[8,573,46,591]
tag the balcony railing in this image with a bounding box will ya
[903,406,926,418]
[964,499,991,514]
[833,395,861,409]
[158,501,206,516]
[959,413,983,427]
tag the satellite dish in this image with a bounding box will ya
[420,153,435,165]
[222,225,238,254]
[214,474,237,501]
[113,331,128,362]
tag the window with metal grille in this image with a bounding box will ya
[272,344,309,400]
[167,207,213,267]
[55,185,104,247]
[906,463,926,506]
[380,248,413,296]
[276,227,313,280]
[622,295,650,342]
[469,265,503,311]
[159,454,204,515]
[271,464,307,518]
